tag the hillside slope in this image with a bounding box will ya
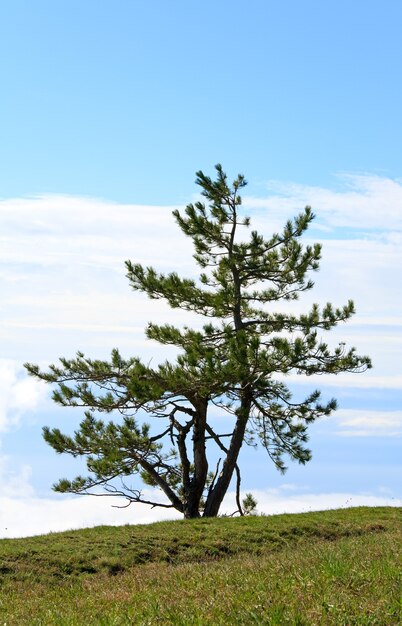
[0,507,401,624]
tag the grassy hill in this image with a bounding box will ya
[0,506,400,624]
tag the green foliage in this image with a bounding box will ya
[25,165,371,518]
[242,493,258,515]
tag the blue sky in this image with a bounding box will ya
[1,1,401,536]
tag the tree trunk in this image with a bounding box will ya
[203,393,251,517]
[184,400,208,518]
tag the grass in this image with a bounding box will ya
[0,506,400,624]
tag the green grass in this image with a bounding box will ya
[0,507,400,624]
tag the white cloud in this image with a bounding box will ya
[0,194,193,273]
[332,409,402,437]
[246,488,402,516]
[0,492,182,539]
[0,457,35,498]
[0,194,199,362]
[0,361,46,432]
[285,372,402,390]
[246,173,402,231]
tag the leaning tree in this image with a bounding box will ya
[25,165,371,518]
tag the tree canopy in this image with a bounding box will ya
[25,165,371,518]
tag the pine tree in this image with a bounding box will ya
[25,165,371,518]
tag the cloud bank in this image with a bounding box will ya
[0,484,400,539]
[246,173,402,230]
[1,175,401,364]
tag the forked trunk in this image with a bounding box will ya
[203,393,252,517]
